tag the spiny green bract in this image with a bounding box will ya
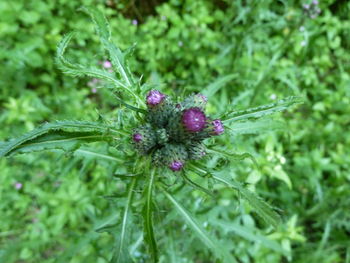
[132,91,224,172]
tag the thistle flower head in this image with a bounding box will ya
[146,90,166,106]
[169,161,184,171]
[182,107,206,132]
[212,119,224,135]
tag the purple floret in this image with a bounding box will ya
[133,133,143,142]
[182,107,206,132]
[169,161,184,171]
[146,90,166,106]
[212,119,224,135]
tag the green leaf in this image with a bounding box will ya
[212,174,281,228]
[142,168,158,262]
[202,74,237,98]
[79,6,111,41]
[160,186,238,263]
[214,220,289,256]
[111,178,137,263]
[207,148,259,169]
[80,7,144,106]
[221,96,303,123]
[56,33,126,89]
[0,121,126,157]
[180,171,214,197]
[227,119,285,135]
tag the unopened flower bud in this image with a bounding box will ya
[146,90,166,106]
[132,125,156,154]
[133,133,143,142]
[212,119,224,135]
[169,161,184,171]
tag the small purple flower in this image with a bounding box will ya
[212,119,224,135]
[312,0,319,5]
[178,41,183,47]
[169,161,184,172]
[15,182,22,190]
[103,60,112,69]
[132,19,138,26]
[161,15,166,21]
[146,90,166,106]
[133,133,143,143]
[91,87,97,93]
[182,107,207,132]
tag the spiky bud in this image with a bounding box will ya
[146,90,166,106]
[132,125,156,154]
[181,93,207,111]
[211,119,224,135]
[132,133,143,142]
[182,107,206,133]
[169,161,184,172]
[187,142,206,160]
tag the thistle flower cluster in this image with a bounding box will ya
[132,90,224,172]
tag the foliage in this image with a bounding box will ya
[0,0,349,262]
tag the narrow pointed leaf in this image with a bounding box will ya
[161,187,237,263]
[111,178,137,263]
[212,174,281,228]
[143,168,158,262]
[0,121,125,157]
[222,96,303,123]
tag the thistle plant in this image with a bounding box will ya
[0,7,303,263]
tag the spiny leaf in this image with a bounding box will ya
[111,178,137,263]
[0,121,126,157]
[212,174,281,228]
[56,33,127,90]
[227,119,285,135]
[81,7,143,105]
[160,186,238,263]
[142,168,158,262]
[80,6,111,41]
[207,148,259,169]
[221,96,303,123]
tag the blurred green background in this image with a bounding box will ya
[1,0,349,262]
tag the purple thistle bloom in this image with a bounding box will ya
[212,119,224,135]
[182,107,207,132]
[169,161,184,171]
[133,133,143,143]
[15,182,23,190]
[146,90,166,106]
